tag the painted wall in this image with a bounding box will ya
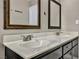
[62,0,79,31]
[0,0,61,59]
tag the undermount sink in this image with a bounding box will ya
[55,33,70,38]
[62,35,70,37]
[60,34,70,38]
[20,39,51,48]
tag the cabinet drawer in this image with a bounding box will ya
[73,39,78,46]
[63,43,71,54]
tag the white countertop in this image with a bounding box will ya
[3,32,79,59]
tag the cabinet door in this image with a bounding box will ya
[5,47,23,59]
[41,48,62,59]
[70,45,78,59]
[63,51,72,59]
[5,47,17,59]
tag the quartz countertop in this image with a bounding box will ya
[3,32,79,59]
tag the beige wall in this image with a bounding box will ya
[62,0,79,31]
[0,0,61,59]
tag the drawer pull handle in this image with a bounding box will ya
[66,46,68,48]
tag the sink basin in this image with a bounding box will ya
[59,34,70,38]
[60,32,71,37]
[20,39,51,48]
[55,33,70,38]
[62,35,70,37]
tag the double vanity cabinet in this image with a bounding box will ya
[4,33,78,59]
[5,37,78,59]
[5,34,78,59]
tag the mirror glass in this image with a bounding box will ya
[4,0,40,29]
[48,0,61,29]
[10,0,38,25]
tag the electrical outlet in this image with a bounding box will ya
[75,20,79,24]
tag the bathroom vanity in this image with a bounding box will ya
[3,32,79,59]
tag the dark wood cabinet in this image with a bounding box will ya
[5,47,23,59]
[5,37,78,59]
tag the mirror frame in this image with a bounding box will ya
[48,0,61,29]
[4,0,41,29]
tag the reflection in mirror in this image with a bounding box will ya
[28,0,38,25]
[4,0,40,29]
[48,0,61,29]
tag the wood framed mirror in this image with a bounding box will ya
[4,0,41,29]
[48,0,61,29]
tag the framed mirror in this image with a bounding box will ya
[4,0,41,29]
[48,0,61,29]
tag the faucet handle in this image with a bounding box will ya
[21,35,26,39]
[30,35,33,38]
[27,35,33,40]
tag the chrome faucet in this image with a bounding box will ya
[21,35,33,41]
[55,31,63,36]
[56,32,60,35]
